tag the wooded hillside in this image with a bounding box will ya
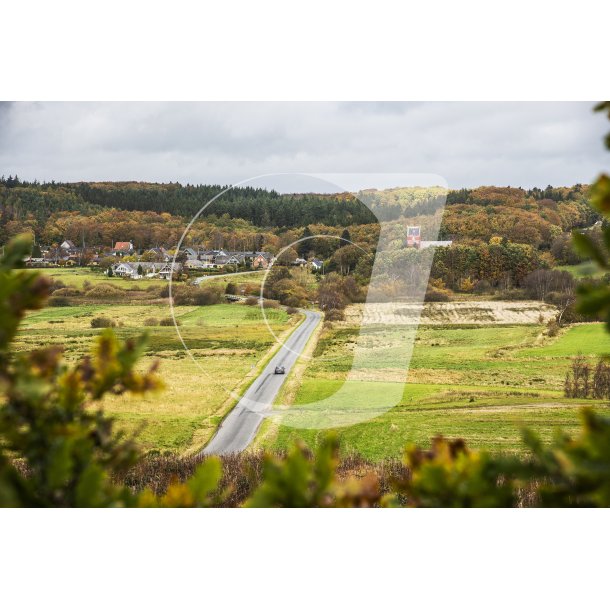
[0,178,601,258]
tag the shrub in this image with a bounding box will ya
[316,273,359,312]
[318,286,348,311]
[172,285,223,306]
[225,282,237,295]
[91,317,116,328]
[546,318,560,337]
[194,287,223,306]
[242,282,259,296]
[458,277,475,293]
[52,287,82,297]
[47,296,70,306]
[160,317,180,326]
[286,307,298,315]
[144,317,159,326]
[425,287,451,302]
[324,308,345,321]
[244,296,259,306]
[473,279,492,294]
[48,279,66,293]
[85,283,123,297]
[269,278,308,307]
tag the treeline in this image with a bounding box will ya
[0,178,377,233]
[1,178,602,265]
[445,184,591,205]
[357,185,599,243]
[357,186,448,221]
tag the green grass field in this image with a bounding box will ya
[557,262,607,279]
[17,301,298,453]
[27,266,267,291]
[16,269,610,459]
[256,322,610,459]
[28,266,161,288]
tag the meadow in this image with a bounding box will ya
[15,268,610,460]
[255,321,610,459]
[17,297,298,453]
[30,266,161,288]
[29,266,266,290]
[557,261,607,279]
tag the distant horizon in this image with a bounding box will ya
[0,175,593,195]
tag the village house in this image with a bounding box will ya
[310,258,324,271]
[252,252,273,269]
[199,249,228,263]
[226,254,244,265]
[60,240,77,252]
[113,241,134,257]
[184,259,209,270]
[145,247,171,262]
[181,247,199,260]
[158,262,182,279]
[213,254,232,267]
[111,262,163,278]
[181,249,274,269]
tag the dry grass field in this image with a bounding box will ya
[16,300,300,453]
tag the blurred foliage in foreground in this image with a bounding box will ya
[2,103,610,508]
[573,101,610,331]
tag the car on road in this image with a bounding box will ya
[274,365,285,375]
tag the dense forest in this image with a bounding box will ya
[0,177,377,231]
[0,178,603,289]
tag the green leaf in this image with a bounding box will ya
[188,458,222,503]
[75,464,105,507]
[591,174,610,213]
[0,234,32,271]
[572,231,607,268]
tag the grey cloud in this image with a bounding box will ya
[0,102,606,191]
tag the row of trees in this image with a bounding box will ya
[0,180,377,233]
[426,241,545,290]
[565,356,610,400]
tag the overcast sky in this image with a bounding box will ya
[0,102,607,192]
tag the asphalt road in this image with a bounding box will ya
[201,309,322,455]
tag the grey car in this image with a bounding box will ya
[274,365,285,375]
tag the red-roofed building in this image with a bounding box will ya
[113,241,134,256]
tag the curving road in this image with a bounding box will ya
[201,309,322,455]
